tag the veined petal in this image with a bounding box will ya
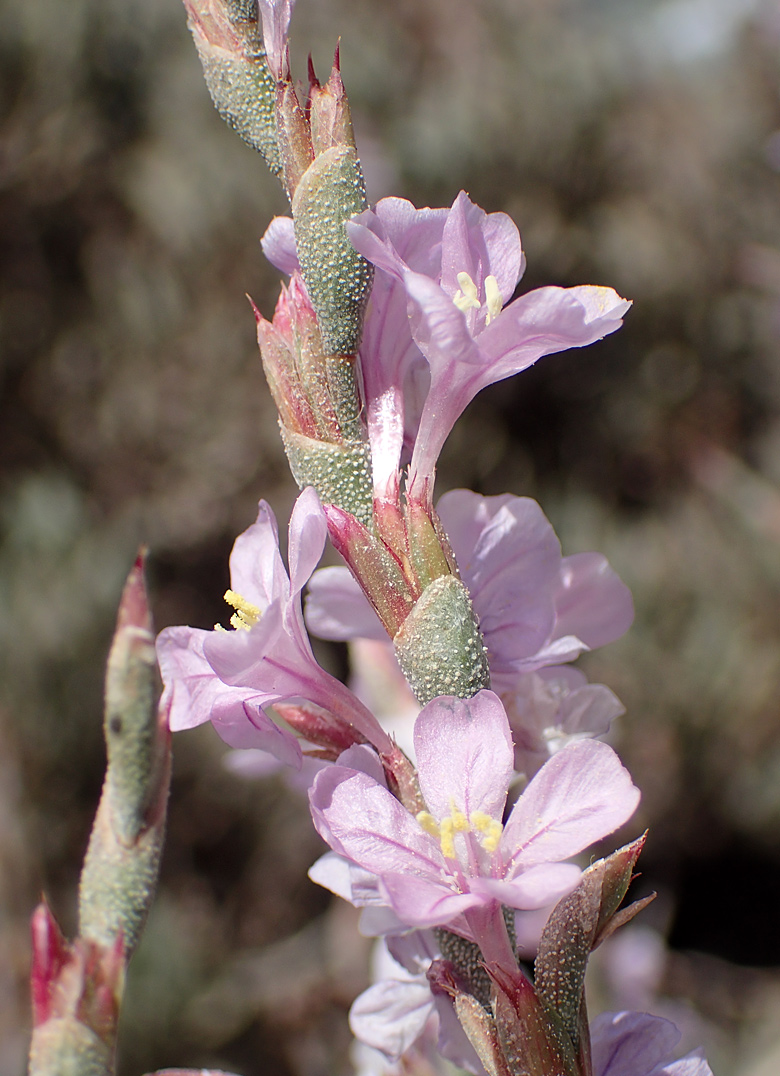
[156,626,302,764]
[203,601,288,686]
[439,191,523,306]
[414,691,513,823]
[438,491,560,659]
[470,862,580,910]
[308,851,385,905]
[380,873,483,929]
[591,1011,690,1076]
[350,976,434,1060]
[404,270,483,369]
[477,284,631,386]
[309,767,446,876]
[502,739,640,871]
[349,199,448,280]
[214,698,303,765]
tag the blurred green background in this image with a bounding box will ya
[3,0,780,1072]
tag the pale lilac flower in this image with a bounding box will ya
[309,690,640,955]
[347,192,631,501]
[305,491,632,761]
[156,488,392,765]
[591,1012,713,1076]
[261,194,629,502]
[257,0,295,79]
[504,666,624,778]
[350,935,484,1076]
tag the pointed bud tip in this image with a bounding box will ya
[307,52,319,89]
[31,901,69,1025]
[116,550,152,635]
[247,293,262,322]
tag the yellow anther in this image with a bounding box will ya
[453,272,481,314]
[223,589,261,631]
[450,804,470,832]
[470,811,503,854]
[416,811,441,840]
[484,275,502,324]
[440,817,456,860]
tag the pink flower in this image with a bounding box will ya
[309,690,639,958]
[261,193,629,504]
[348,192,630,502]
[591,1012,713,1076]
[305,490,633,765]
[156,488,392,766]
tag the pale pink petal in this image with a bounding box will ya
[228,500,286,608]
[470,862,581,910]
[591,1012,685,1076]
[439,191,523,310]
[414,691,513,823]
[477,285,631,385]
[309,767,446,876]
[348,200,448,280]
[305,566,386,641]
[350,978,433,1059]
[502,739,640,871]
[555,552,634,648]
[287,487,328,596]
[156,626,302,763]
[261,215,299,275]
[380,873,483,929]
[438,491,560,659]
[556,681,625,737]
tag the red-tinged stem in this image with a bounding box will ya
[465,901,519,977]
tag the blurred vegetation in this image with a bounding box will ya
[2,0,780,1073]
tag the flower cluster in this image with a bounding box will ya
[154,2,715,1075]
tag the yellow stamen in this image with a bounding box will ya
[223,589,261,631]
[470,811,503,853]
[440,816,456,860]
[453,272,481,314]
[416,811,441,840]
[484,275,502,324]
[417,804,503,859]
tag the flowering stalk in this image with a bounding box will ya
[161,5,716,1076]
[28,556,169,1076]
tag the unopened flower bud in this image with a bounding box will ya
[256,277,374,522]
[28,903,123,1076]
[292,142,373,356]
[393,575,490,705]
[308,45,356,157]
[490,964,579,1076]
[78,554,171,958]
[324,504,418,633]
[183,0,280,174]
[275,77,315,201]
